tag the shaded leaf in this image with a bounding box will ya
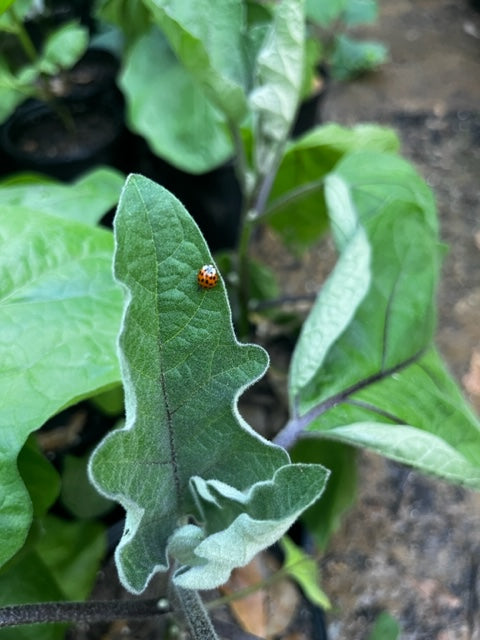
[0,516,105,640]
[61,453,114,519]
[89,175,328,593]
[39,22,89,75]
[291,439,357,549]
[266,124,400,252]
[120,28,233,172]
[330,34,388,80]
[17,437,60,518]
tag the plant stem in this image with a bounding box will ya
[0,599,171,628]
[9,8,37,64]
[174,587,219,640]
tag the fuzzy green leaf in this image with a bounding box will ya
[0,209,121,569]
[0,168,124,224]
[89,174,328,593]
[121,28,233,173]
[287,152,480,488]
[289,174,371,398]
[330,34,388,80]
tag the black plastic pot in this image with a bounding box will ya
[0,96,125,181]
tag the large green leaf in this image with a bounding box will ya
[0,209,121,569]
[266,124,400,252]
[120,28,233,173]
[0,168,124,224]
[144,0,249,123]
[89,174,328,593]
[283,153,480,487]
[250,0,305,171]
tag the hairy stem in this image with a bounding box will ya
[175,587,219,640]
[0,599,171,628]
[274,348,426,449]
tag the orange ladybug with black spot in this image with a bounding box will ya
[197,264,219,289]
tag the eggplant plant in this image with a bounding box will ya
[0,1,478,639]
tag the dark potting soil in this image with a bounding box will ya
[11,108,119,161]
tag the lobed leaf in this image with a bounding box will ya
[0,209,121,569]
[89,174,328,593]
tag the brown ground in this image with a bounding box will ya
[316,1,480,638]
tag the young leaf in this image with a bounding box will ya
[0,167,124,224]
[120,28,233,173]
[279,536,331,609]
[89,174,328,594]
[39,21,89,75]
[306,0,346,26]
[0,209,121,569]
[367,611,401,640]
[250,0,305,170]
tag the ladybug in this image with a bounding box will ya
[197,264,219,289]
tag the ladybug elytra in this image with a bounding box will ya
[197,264,219,289]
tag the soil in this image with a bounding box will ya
[312,1,480,638]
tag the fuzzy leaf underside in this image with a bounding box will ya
[250,0,305,169]
[0,208,121,569]
[89,174,328,593]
